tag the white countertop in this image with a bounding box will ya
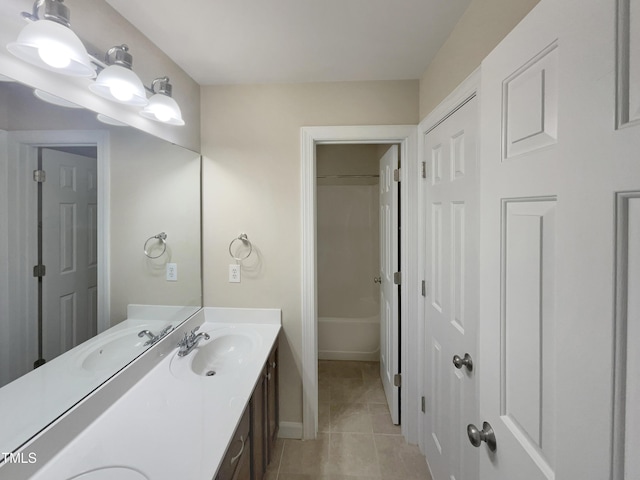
[28,308,281,480]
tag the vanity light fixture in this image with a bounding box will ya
[6,0,95,78]
[139,77,185,126]
[89,45,148,107]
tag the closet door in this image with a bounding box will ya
[423,95,479,480]
[478,0,640,478]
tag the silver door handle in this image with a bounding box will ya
[467,422,497,451]
[453,353,473,372]
[374,277,382,284]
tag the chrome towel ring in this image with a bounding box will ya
[144,232,167,259]
[229,233,253,261]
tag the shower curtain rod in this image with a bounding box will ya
[316,174,380,179]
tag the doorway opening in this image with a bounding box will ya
[315,143,400,429]
[300,125,418,442]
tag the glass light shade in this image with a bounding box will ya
[140,93,185,126]
[34,89,82,108]
[96,114,127,126]
[89,64,148,106]
[7,20,95,78]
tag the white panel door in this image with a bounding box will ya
[42,148,98,361]
[478,0,640,479]
[379,145,400,424]
[423,96,479,480]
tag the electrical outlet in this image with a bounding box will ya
[229,264,241,283]
[166,263,178,281]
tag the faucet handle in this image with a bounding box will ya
[160,325,174,336]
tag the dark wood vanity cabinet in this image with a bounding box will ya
[265,344,279,464]
[251,342,279,480]
[215,407,251,480]
[250,367,266,480]
[216,340,279,480]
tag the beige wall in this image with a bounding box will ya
[316,145,381,319]
[419,0,539,119]
[201,80,418,426]
[317,144,381,179]
[109,128,201,325]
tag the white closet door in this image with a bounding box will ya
[423,95,479,480]
[478,0,640,479]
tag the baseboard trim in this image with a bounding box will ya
[278,421,303,439]
[318,350,380,362]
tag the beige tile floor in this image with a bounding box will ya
[266,360,433,480]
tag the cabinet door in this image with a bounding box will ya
[232,435,252,480]
[266,344,279,463]
[216,408,250,480]
[251,367,267,480]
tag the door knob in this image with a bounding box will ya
[467,422,497,451]
[453,353,473,372]
[374,277,382,284]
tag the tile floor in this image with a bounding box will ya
[266,360,433,480]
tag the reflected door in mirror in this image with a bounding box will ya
[41,147,98,361]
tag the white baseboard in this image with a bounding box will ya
[278,421,303,439]
[318,349,380,362]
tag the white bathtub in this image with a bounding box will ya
[318,314,380,361]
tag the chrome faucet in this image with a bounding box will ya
[138,325,174,347]
[177,326,210,357]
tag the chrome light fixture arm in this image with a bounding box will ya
[22,0,71,27]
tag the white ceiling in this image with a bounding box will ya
[105,0,471,86]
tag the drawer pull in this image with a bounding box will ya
[230,435,245,465]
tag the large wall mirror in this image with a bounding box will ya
[0,76,202,456]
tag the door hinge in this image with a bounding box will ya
[393,168,401,182]
[394,373,402,387]
[421,162,426,179]
[421,396,426,413]
[421,280,426,297]
[393,271,402,285]
[33,265,46,278]
[33,170,46,183]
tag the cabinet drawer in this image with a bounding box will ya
[216,407,251,480]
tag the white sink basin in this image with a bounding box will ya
[68,466,149,480]
[170,327,262,378]
[75,328,147,374]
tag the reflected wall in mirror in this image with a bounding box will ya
[0,77,202,456]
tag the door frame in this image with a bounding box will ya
[417,68,480,457]
[300,125,419,442]
[7,129,111,335]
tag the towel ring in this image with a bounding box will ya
[229,233,253,262]
[144,232,167,259]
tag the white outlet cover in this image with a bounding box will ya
[229,264,241,283]
[166,263,178,281]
